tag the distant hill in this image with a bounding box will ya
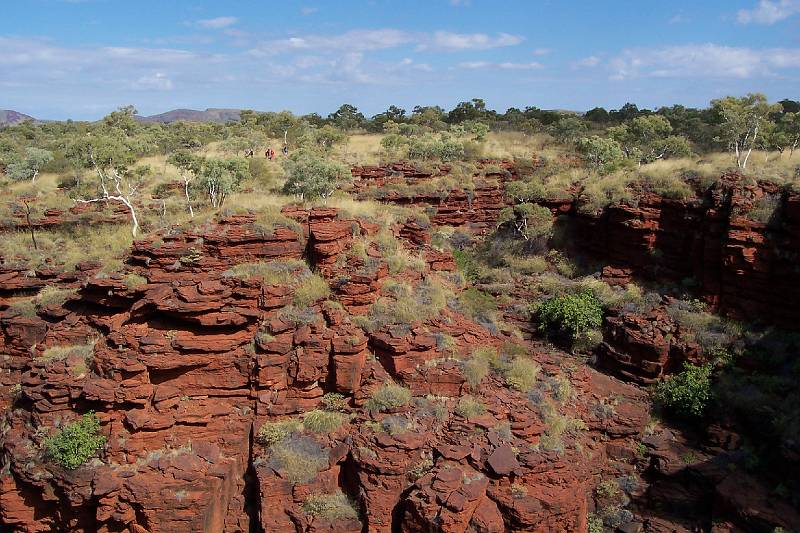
[136,108,241,124]
[0,110,36,126]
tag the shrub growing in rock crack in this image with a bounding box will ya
[268,436,328,484]
[502,358,541,392]
[364,383,412,413]
[320,393,348,411]
[537,289,603,345]
[652,362,712,419]
[256,420,303,446]
[302,410,345,433]
[44,412,106,469]
[302,490,360,521]
[293,273,331,307]
[455,395,486,418]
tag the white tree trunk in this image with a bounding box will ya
[742,125,758,170]
[183,176,194,217]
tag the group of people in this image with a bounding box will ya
[247,144,289,159]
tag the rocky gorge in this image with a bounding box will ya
[1,161,799,532]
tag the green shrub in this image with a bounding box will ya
[538,290,603,341]
[652,362,712,418]
[364,383,412,412]
[44,412,106,469]
[302,491,359,521]
[268,437,328,484]
[503,358,541,392]
[256,419,303,446]
[294,273,331,307]
[303,410,345,433]
[320,392,348,411]
[453,249,480,282]
[282,149,351,201]
[455,395,486,418]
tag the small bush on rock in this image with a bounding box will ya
[320,392,348,411]
[503,358,541,392]
[538,290,603,342]
[268,436,328,484]
[294,273,331,307]
[303,410,345,433]
[455,395,486,418]
[256,420,303,446]
[302,491,359,521]
[457,288,497,321]
[364,383,412,412]
[463,353,490,387]
[653,362,712,419]
[44,412,106,469]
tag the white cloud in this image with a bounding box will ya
[396,57,433,72]
[301,7,318,15]
[250,29,414,56]
[669,14,690,24]
[532,47,551,56]
[608,43,800,80]
[249,29,523,56]
[573,55,601,68]
[196,16,238,29]
[737,0,800,24]
[133,72,173,90]
[458,61,542,70]
[422,31,524,51]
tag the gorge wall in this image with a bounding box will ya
[352,164,800,330]
[0,208,657,532]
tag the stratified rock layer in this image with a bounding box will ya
[0,208,658,533]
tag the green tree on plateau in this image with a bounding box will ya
[711,93,782,169]
[5,147,53,183]
[282,149,350,201]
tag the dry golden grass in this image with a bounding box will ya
[0,224,133,271]
[482,131,560,160]
[332,134,385,166]
[640,150,800,187]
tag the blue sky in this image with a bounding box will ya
[2,0,800,119]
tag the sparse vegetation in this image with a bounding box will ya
[256,419,303,446]
[364,383,412,413]
[455,395,486,418]
[302,491,360,521]
[224,260,307,284]
[293,273,331,307]
[302,410,345,433]
[320,393,348,411]
[502,358,541,392]
[267,436,329,484]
